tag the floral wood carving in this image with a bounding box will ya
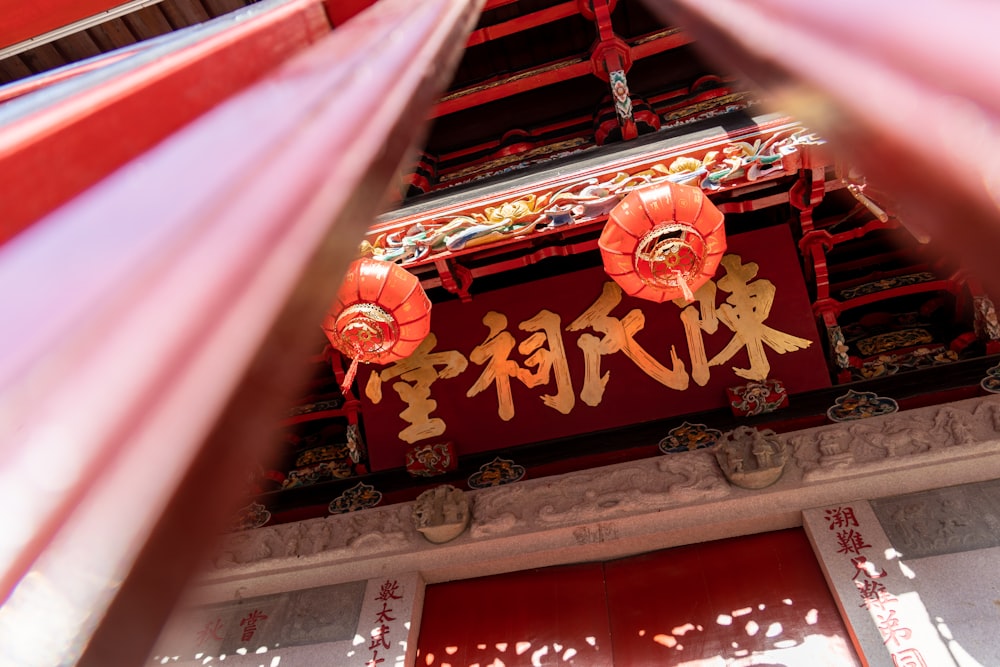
[365,128,824,266]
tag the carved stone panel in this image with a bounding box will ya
[152,580,366,662]
[871,479,1000,559]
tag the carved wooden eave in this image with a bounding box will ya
[366,114,832,298]
[193,394,1000,603]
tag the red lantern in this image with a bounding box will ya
[600,181,726,303]
[323,258,431,392]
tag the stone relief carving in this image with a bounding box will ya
[214,505,414,569]
[872,479,1000,559]
[468,480,532,538]
[472,451,728,538]
[209,396,1000,573]
[789,397,1000,481]
[973,399,1000,431]
[714,426,787,489]
[412,484,470,544]
[932,406,975,446]
[816,428,853,468]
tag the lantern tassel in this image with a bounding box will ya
[341,357,361,395]
[677,273,695,303]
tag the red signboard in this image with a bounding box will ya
[361,225,829,471]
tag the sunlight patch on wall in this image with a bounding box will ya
[530,644,548,666]
[672,623,696,635]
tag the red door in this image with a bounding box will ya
[418,528,861,666]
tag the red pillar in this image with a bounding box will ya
[0,0,484,663]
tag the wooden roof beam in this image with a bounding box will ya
[466,1,578,47]
[432,28,690,118]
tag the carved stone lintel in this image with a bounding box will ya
[208,396,1000,581]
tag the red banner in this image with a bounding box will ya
[362,225,829,471]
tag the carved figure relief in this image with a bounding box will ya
[973,399,1000,432]
[816,429,853,468]
[932,407,974,446]
[714,426,786,489]
[412,485,470,544]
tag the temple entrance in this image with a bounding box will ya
[417,528,860,666]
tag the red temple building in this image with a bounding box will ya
[1,1,999,666]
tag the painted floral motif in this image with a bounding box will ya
[980,364,1000,394]
[827,325,851,370]
[658,422,723,454]
[346,423,365,464]
[365,128,823,267]
[610,69,634,122]
[838,272,936,301]
[855,328,934,357]
[467,457,526,489]
[231,502,271,531]
[974,295,1000,341]
[405,442,457,477]
[850,346,957,381]
[726,379,789,417]
[827,389,899,422]
[327,482,382,514]
[282,459,353,489]
[286,398,344,418]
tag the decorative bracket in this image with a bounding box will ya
[586,0,636,140]
[436,258,474,302]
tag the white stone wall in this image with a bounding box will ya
[151,573,424,667]
[804,488,1000,667]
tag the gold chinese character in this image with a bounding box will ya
[705,254,812,380]
[466,310,574,420]
[675,280,719,386]
[567,281,689,406]
[365,334,468,444]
